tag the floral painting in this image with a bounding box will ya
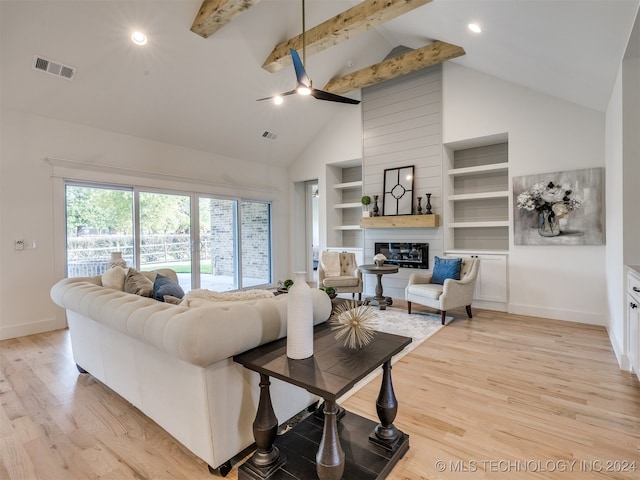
[513,168,604,245]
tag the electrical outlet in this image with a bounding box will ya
[15,240,24,251]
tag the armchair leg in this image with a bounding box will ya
[466,305,473,318]
[440,311,446,325]
[407,301,412,314]
[358,292,361,302]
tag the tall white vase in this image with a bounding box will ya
[286,271,314,359]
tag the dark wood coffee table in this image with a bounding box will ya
[233,322,411,480]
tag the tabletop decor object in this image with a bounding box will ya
[361,195,371,217]
[424,193,432,214]
[287,272,314,359]
[108,251,127,269]
[373,253,387,267]
[330,300,376,349]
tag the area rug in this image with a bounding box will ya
[335,306,450,403]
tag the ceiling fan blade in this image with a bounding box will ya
[257,89,297,101]
[290,48,311,87]
[310,88,360,105]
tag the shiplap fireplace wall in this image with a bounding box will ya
[361,64,444,300]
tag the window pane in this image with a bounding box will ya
[139,192,192,289]
[241,201,271,288]
[201,198,238,291]
[65,184,133,277]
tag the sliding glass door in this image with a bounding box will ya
[65,182,272,291]
[65,184,134,276]
[138,191,192,289]
[199,197,238,291]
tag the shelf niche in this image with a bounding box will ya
[360,214,439,229]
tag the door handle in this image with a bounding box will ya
[631,303,638,309]
[633,286,640,293]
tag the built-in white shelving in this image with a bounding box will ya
[334,202,362,209]
[326,162,363,248]
[334,180,363,190]
[444,138,510,252]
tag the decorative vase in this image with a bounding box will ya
[416,197,422,215]
[372,195,380,217]
[424,193,432,214]
[108,251,127,269]
[538,211,560,237]
[286,272,314,359]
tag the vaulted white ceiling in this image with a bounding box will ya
[1,0,638,167]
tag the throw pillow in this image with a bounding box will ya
[124,268,154,297]
[153,274,185,302]
[163,295,183,305]
[102,266,127,290]
[431,256,462,285]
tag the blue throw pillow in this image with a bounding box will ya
[431,256,462,285]
[153,274,185,302]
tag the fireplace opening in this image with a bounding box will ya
[374,242,429,269]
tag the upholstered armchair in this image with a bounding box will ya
[405,257,480,325]
[318,251,363,301]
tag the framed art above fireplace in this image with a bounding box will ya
[383,165,414,216]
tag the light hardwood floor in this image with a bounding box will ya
[1,305,639,479]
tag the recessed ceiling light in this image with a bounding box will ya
[468,23,482,33]
[273,95,283,105]
[131,31,148,46]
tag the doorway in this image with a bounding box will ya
[306,180,319,284]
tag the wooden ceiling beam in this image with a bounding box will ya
[323,41,465,94]
[191,0,263,38]
[262,0,433,73]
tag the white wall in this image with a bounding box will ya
[442,63,608,325]
[606,9,640,368]
[288,107,364,273]
[0,108,290,340]
[605,68,626,365]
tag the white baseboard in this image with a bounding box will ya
[0,317,67,340]
[607,325,631,371]
[473,300,507,312]
[508,303,606,326]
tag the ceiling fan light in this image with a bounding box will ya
[131,31,148,45]
[297,84,311,96]
[468,23,482,33]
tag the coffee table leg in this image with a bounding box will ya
[243,373,286,478]
[316,400,345,480]
[370,360,402,450]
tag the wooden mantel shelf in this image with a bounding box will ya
[360,214,439,229]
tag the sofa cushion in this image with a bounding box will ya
[102,266,128,290]
[406,283,443,300]
[124,268,154,297]
[180,288,274,307]
[431,256,462,285]
[323,276,359,288]
[153,274,185,302]
[163,295,183,305]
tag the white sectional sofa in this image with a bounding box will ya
[50,269,332,475]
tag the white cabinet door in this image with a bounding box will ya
[474,254,508,303]
[447,253,508,304]
[627,269,640,379]
[627,294,639,377]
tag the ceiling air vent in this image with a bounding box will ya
[33,55,76,81]
[262,131,278,140]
